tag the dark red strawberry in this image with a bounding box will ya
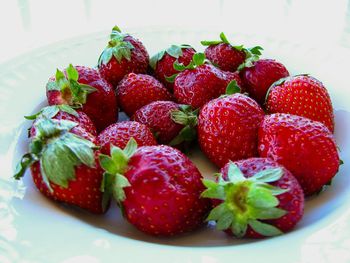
[198,93,265,167]
[150,44,196,91]
[116,73,172,116]
[172,53,244,109]
[14,117,106,214]
[266,75,334,132]
[46,64,117,132]
[97,121,157,154]
[99,139,210,236]
[201,32,263,72]
[240,59,289,105]
[26,105,97,136]
[98,26,149,87]
[202,158,304,238]
[132,101,198,146]
[258,113,341,195]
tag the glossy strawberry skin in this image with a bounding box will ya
[258,113,340,196]
[97,121,157,154]
[154,47,196,91]
[266,75,334,132]
[98,36,149,87]
[132,101,183,144]
[240,59,289,105]
[205,43,246,72]
[116,73,173,116]
[174,64,243,109]
[122,145,210,236]
[29,126,105,214]
[46,66,118,132]
[219,158,304,238]
[198,93,265,167]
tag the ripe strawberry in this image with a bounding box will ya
[14,117,106,214]
[149,44,196,91]
[116,73,172,116]
[240,59,289,105]
[98,26,149,87]
[266,75,334,132]
[97,121,157,154]
[172,53,244,109]
[202,158,304,238]
[258,113,341,195]
[46,64,117,132]
[198,93,265,167]
[99,139,210,236]
[201,32,263,72]
[26,105,97,136]
[132,101,198,146]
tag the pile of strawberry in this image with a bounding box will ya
[14,26,342,239]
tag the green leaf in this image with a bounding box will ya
[192,53,206,66]
[219,32,229,44]
[248,219,283,237]
[216,211,234,230]
[226,162,246,183]
[165,73,178,83]
[123,138,138,158]
[166,45,183,58]
[258,183,289,195]
[340,159,344,165]
[46,81,60,91]
[55,69,66,82]
[149,50,165,70]
[252,168,283,183]
[201,179,226,200]
[101,172,113,211]
[110,146,128,171]
[14,153,36,179]
[200,40,222,46]
[248,46,263,55]
[99,154,117,175]
[98,48,113,66]
[113,173,131,203]
[206,202,227,221]
[112,25,121,33]
[168,125,197,146]
[58,105,79,117]
[66,64,79,81]
[231,217,248,238]
[225,80,241,95]
[247,186,279,208]
[251,207,287,220]
[173,61,187,71]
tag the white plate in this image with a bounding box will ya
[1,28,350,263]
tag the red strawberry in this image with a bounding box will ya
[258,113,341,195]
[132,101,198,146]
[26,105,97,136]
[240,59,289,105]
[97,121,157,154]
[98,26,149,87]
[150,44,196,91]
[116,73,172,116]
[198,93,265,167]
[201,32,263,72]
[46,64,117,132]
[99,139,210,236]
[202,158,304,238]
[14,117,106,214]
[173,53,244,109]
[266,75,334,132]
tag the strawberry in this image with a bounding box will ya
[240,59,289,105]
[265,75,334,132]
[201,158,304,238]
[201,32,263,72]
[116,73,172,116]
[98,26,149,87]
[97,121,157,154]
[198,93,265,167]
[14,117,105,214]
[46,64,117,132]
[99,139,210,236]
[149,44,196,91]
[258,113,341,195]
[132,101,198,146]
[172,53,244,109]
[25,105,97,136]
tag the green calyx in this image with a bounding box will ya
[24,105,79,120]
[14,118,97,192]
[169,105,199,146]
[149,44,193,70]
[98,138,137,210]
[201,32,244,51]
[201,162,289,238]
[165,52,206,83]
[47,64,97,108]
[98,25,135,66]
[224,80,241,96]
